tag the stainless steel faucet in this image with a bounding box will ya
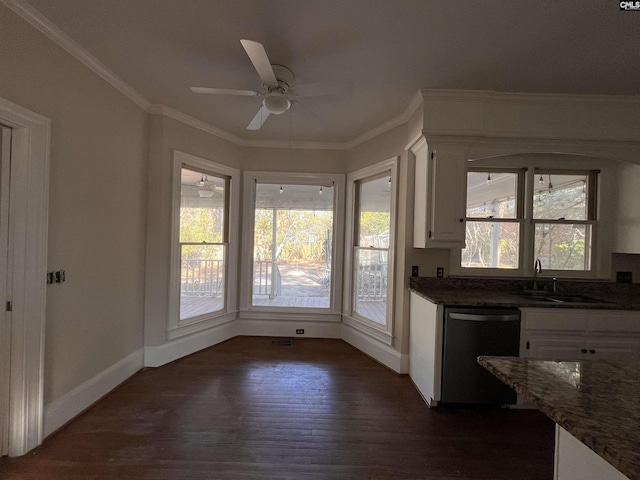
[532,259,542,290]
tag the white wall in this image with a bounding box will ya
[0,5,148,405]
[612,161,640,254]
[242,147,347,173]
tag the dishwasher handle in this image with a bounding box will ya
[448,312,520,322]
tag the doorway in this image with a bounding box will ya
[0,124,11,456]
[241,172,345,316]
[0,97,50,456]
[252,182,335,309]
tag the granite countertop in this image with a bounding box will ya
[478,356,640,480]
[410,277,640,310]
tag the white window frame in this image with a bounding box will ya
[168,150,240,339]
[343,157,398,345]
[531,169,598,275]
[453,166,600,279]
[239,171,345,320]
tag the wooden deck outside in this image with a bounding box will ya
[181,295,386,323]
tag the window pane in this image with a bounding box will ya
[467,172,517,219]
[253,183,333,308]
[534,223,591,270]
[354,248,387,325]
[180,244,225,320]
[533,174,588,220]
[462,221,519,269]
[358,176,391,246]
[180,168,226,243]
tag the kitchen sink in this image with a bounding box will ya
[545,295,609,304]
[514,292,615,305]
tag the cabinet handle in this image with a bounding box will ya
[581,348,587,354]
[526,341,530,350]
[589,349,596,354]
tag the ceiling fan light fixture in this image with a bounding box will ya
[198,189,215,198]
[263,94,291,115]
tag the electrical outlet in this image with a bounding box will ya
[437,267,444,278]
[411,265,419,277]
[296,329,304,335]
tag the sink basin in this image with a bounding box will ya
[520,290,612,306]
[514,293,614,305]
[546,295,612,304]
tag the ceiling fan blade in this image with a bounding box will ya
[292,82,345,97]
[247,105,271,130]
[191,87,261,96]
[240,39,278,87]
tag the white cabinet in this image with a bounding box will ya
[555,426,630,480]
[411,136,467,248]
[409,292,443,406]
[520,308,640,361]
[527,336,585,361]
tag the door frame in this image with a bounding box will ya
[239,171,345,319]
[0,97,50,456]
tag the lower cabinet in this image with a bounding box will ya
[409,292,443,407]
[555,425,630,480]
[526,336,585,361]
[521,308,640,361]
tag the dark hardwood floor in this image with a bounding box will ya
[0,337,554,479]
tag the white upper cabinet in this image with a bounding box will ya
[411,136,467,248]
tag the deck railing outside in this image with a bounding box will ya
[181,259,224,297]
[183,258,387,301]
[252,260,283,299]
[356,263,388,301]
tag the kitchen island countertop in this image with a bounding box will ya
[478,356,640,480]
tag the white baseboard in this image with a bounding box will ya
[235,318,342,338]
[341,323,403,373]
[144,320,237,367]
[43,349,144,437]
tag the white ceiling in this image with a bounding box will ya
[17,0,640,146]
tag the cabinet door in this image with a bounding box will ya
[525,335,585,361]
[411,137,466,247]
[585,337,640,360]
[409,293,443,406]
[429,149,466,243]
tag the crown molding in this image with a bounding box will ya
[346,90,424,149]
[419,88,640,105]
[150,105,349,150]
[148,105,246,145]
[2,0,150,110]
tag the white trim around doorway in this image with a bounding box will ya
[0,97,50,456]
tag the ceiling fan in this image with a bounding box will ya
[191,39,339,130]
[193,175,223,197]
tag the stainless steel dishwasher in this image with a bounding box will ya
[441,307,521,405]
